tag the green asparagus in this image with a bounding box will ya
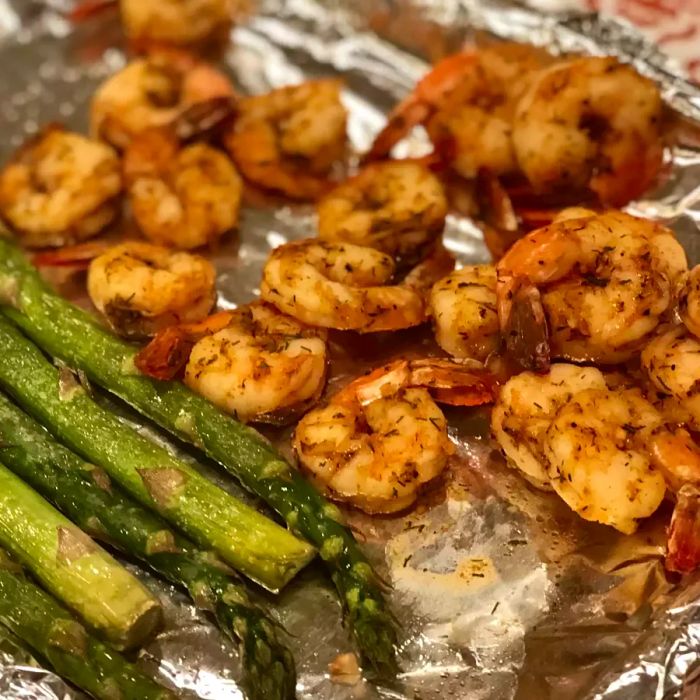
[0,390,296,700]
[0,460,160,649]
[0,549,174,700]
[0,238,396,671]
[0,313,315,592]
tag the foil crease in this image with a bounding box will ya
[1,1,700,699]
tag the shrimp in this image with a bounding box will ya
[134,310,235,380]
[222,80,347,200]
[641,325,700,431]
[0,125,121,248]
[491,363,608,489]
[429,264,499,362]
[260,239,433,333]
[87,241,216,338]
[120,0,242,49]
[293,358,493,514]
[513,57,665,207]
[496,209,687,370]
[543,387,667,534]
[183,302,328,424]
[365,43,552,177]
[90,50,235,150]
[316,161,448,262]
[123,126,242,249]
[677,265,700,340]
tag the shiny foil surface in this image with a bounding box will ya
[2,1,700,698]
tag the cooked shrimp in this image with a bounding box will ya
[317,161,447,261]
[121,0,242,48]
[123,126,242,249]
[429,264,499,361]
[641,325,700,431]
[544,387,667,534]
[134,310,234,380]
[87,241,216,338]
[513,57,664,207]
[222,80,347,200]
[677,265,700,340]
[293,358,493,514]
[365,43,552,177]
[0,125,121,248]
[183,302,328,424]
[260,239,429,332]
[491,363,608,490]
[496,209,687,369]
[90,50,235,150]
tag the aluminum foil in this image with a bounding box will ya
[2,1,700,699]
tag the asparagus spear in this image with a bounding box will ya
[0,549,174,700]
[0,314,315,592]
[0,391,296,700]
[0,459,161,649]
[0,238,396,671]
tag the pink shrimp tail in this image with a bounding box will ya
[68,0,117,22]
[667,484,700,574]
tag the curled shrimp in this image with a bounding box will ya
[123,125,242,249]
[135,310,235,380]
[183,302,328,424]
[90,50,235,150]
[491,363,609,489]
[365,43,552,177]
[87,241,216,338]
[317,160,448,262]
[496,209,687,370]
[293,358,493,514]
[429,264,499,362]
[678,265,700,340]
[642,325,700,431]
[0,125,121,248]
[544,386,667,534]
[120,0,241,49]
[260,239,451,333]
[513,56,665,207]
[222,80,347,200]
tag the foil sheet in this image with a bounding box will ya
[1,1,700,699]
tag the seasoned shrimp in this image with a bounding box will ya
[365,43,552,177]
[293,358,493,513]
[0,125,121,248]
[491,363,608,489]
[317,161,448,261]
[496,209,687,369]
[513,57,664,207]
[183,302,328,424]
[678,265,700,340]
[261,239,430,332]
[123,126,242,249]
[222,80,347,200]
[91,50,235,150]
[429,264,499,361]
[641,325,700,431]
[544,387,667,534]
[120,0,241,48]
[87,241,216,338]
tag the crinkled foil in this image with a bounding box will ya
[1,1,700,699]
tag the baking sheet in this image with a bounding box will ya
[1,1,700,698]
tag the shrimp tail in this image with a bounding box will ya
[666,484,700,574]
[501,278,551,373]
[135,311,235,380]
[174,97,238,142]
[67,0,117,22]
[361,98,432,164]
[32,241,111,269]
